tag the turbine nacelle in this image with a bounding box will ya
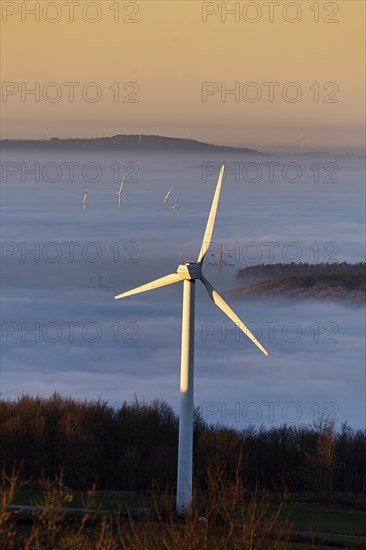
[177,262,202,280]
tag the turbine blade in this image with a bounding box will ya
[200,275,268,356]
[163,186,173,202]
[197,164,225,264]
[114,273,182,300]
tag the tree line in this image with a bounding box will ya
[236,262,366,284]
[1,394,365,496]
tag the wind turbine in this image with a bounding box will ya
[82,187,89,209]
[171,195,180,211]
[300,134,306,154]
[114,165,268,516]
[114,177,126,208]
[163,185,174,204]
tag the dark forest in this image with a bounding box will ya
[1,394,365,498]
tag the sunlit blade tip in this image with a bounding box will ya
[200,275,268,357]
[197,164,225,264]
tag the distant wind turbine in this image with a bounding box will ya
[114,165,268,516]
[90,267,111,289]
[171,195,180,211]
[114,177,126,208]
[300,135,306,154]
[163,185,174,204]
[82,187,89,209]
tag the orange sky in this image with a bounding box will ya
[1,0,365,152]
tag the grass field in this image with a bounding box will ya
[281,506,366,537]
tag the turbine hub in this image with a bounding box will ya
[177,262,202,280]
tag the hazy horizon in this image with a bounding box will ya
[2,132,365,158]
[1,129,364,157]
[1,1,365,154]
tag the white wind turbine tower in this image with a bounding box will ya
[114,165,268,515]
[114,177,126,208]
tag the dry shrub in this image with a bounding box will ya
[116,459,292,550]
[0,465,24,549]
[1,466,292,549]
